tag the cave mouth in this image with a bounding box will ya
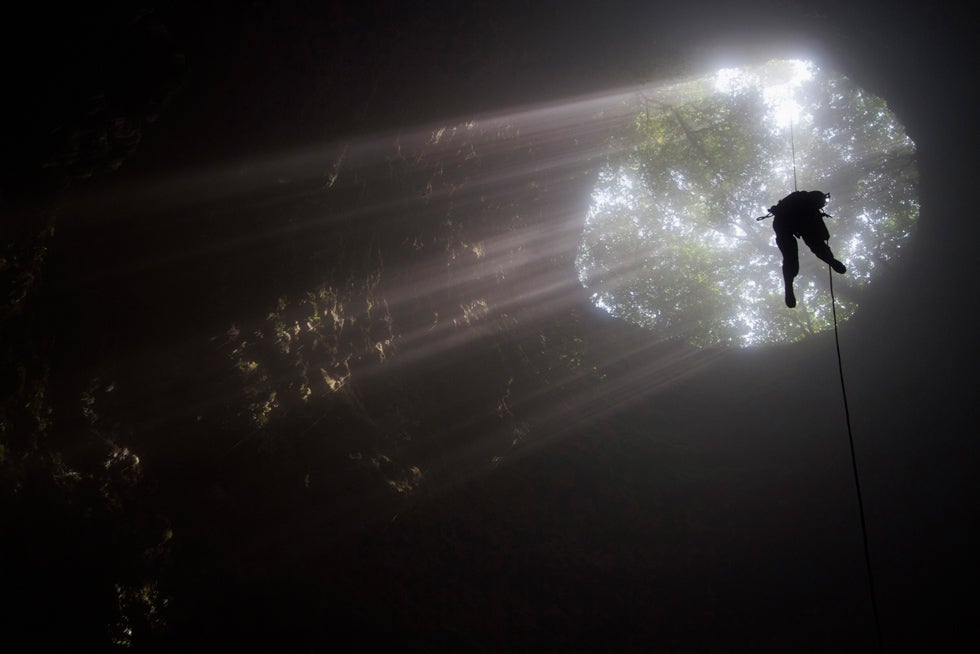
[575,58,918,348]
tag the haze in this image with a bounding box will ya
[1,1,975,651]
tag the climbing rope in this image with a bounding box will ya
[790,116,882,650]
[790,121,798,192]
[829,268,884,653]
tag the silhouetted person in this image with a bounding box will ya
[769,190,846,307]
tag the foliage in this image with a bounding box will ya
[0,10,186,648]
[576,60,918,347]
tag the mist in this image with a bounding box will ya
[1,1,975,651]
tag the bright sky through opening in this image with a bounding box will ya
[713,59,814,128]
[576,58,918,348]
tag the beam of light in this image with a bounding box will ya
[61,85,642,292]
[62,74,802,504]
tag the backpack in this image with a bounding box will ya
[770,190,828,218]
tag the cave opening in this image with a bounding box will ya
[575,58,919,347]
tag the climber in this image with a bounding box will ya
[767,190,847,308]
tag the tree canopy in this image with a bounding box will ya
[576,59,918,347]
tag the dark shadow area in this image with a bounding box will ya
[1,1,976,651]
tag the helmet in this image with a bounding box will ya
[808,190,828,208]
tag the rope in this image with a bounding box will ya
[829,267,884,653]
[786,117,882,649]
[755,122,800,221]
[758,119,882,649]
[791,121,798,192]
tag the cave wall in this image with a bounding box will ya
[1,1,974,650]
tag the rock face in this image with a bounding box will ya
[1,2,974,651]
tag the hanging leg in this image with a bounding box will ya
[776,232,799,308]
[803,232,846,274]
